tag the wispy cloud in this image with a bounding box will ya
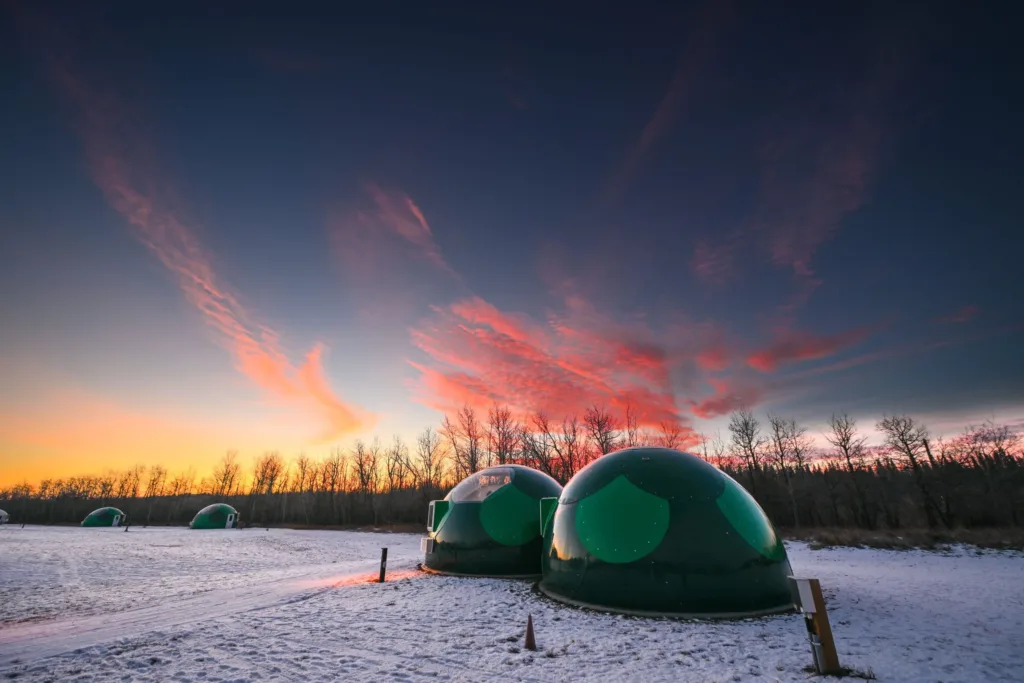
[51,63,373,442]
[604,0,734,202]
[341,183,460,282]
[691,239,737,285]
[409,295,690,431]
[689,377,763,419]
[746,327,870,372]
[692,24,918,303]
[756,106,883,279]
[937,305,979,324]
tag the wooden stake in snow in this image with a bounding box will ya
[378,547,388,583]
[524,615,537,651]
[790,577,840,674]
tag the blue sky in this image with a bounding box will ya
[1,1,1021,484]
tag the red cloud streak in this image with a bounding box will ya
[362,184,459,279]
[689,378,763,419]
[53,64,373,442]
[747,328,869,372]
[937,305,979,324]
[409,296,691,432]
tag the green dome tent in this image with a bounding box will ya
[422,464,563,577]
[81,507,125,527]
[190,503,239,529]
[0,509,8,525]
[539,447,793,618]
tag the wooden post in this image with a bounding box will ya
[378,547,388,583]
[524,614,537,651]
[791,577,840,674]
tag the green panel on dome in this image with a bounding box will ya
[716,475,786,561]
[423,464,563,577]
[558,447,725,505]
[190,503,239,529]
[540,447,794,617]
[575,475,669,564]
[480,482,539,546]
[429,500,451,531]
[81,507,125,527]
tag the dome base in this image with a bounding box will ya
[418,564,539,580]
[537,582,795,620]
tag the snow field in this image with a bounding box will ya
[1,526,1022,682]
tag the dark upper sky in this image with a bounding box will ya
[1,0,1022,482]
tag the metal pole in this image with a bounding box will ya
[378,547,388,582]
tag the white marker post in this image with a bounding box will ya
[790,577,840,675]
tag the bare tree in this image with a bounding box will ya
[487,404,519,465]
[767,414,806,528]
[143,465,167,526]
[144,466,167,499]
[877,414,950,528]
[555,415,586,481]
[322,448,348,523]
[115,465,145,500]
[623,404,641,448]
[519,413,559,480]
[709,430,728,468]
[293,453,312,524]
[825,413,872,528]
[442,405,485,478]
[353,440,380,496]
[583,405,620,456]
[212,451,241,497]
[412,426,446,496]
[728,409,764,496]
[385,435,411,494]
[697,432,711,461]
[248,451,285,525]
[656,419,686,450]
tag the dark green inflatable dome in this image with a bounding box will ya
[190,503,240,529]
[539,447,793,617]
[81,507,126,527]
[422,464,563,577]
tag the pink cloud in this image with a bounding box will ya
[409,296,690,431]
[747,328,869,372]
[52,64,374,442]
[361,184,458,279]
[757,114,881,278]
[691,31,917,305]
[604,0,734,201]
[689,377,763,419]
[937,305,979,324]
[692,240,737,285]
[696,345,731,372]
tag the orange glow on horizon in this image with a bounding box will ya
[0,385,326,488]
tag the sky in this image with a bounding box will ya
[1,1,1022,486]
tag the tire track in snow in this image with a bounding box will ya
[0,557,411,667]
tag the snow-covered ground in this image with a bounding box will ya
[1,526,1021,682]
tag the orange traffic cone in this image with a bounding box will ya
[524,614,537,651]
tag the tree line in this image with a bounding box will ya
[2,404,1021,531]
